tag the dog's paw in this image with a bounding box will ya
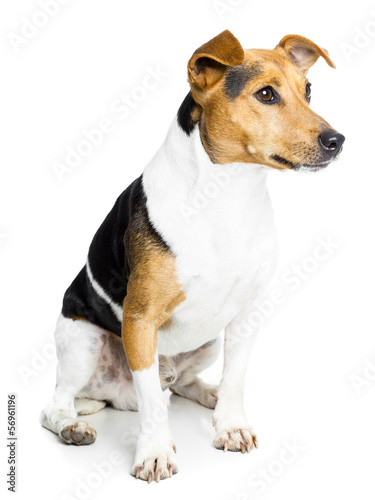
[131,443,178,483]
[75,398,107,415]
[171,381,218,409]
[214,427,258,453]
[59,421,97,445]
[196,383,218,409]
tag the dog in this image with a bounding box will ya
[40,30,344,482]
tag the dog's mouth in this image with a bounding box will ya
[270,154,334,171]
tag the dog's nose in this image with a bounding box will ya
[318,130,345,156]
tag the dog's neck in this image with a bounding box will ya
[146,116,269,191]
[142,116,273,242]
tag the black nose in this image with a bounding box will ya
[318,130,345,156]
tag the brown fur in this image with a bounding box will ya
[122,200,185,371]
[187,32,336,169]
[122,33,335,372]
[122,249,185,371]
[188,30,244,90]
[276,34,335,72]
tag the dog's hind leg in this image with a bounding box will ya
[40,314,105,445]
[74,398,107,415]
[170,338,221,409]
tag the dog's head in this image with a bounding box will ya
[183,30,345,171]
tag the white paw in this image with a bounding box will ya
[170,381,218,409]
[197,384,218,409]
[59,420,97,445]
[75,398,106,415]
[131,442,178,483]
[214,426,257,453]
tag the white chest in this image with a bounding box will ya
[143,123,278,356]
[153,171,277,355]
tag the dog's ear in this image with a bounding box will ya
[188,30,244,90]
[276,34,335,74]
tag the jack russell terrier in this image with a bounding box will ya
[41,30,345,482]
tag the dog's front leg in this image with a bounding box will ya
[122,255,185,482]
[213,309,259,452]
[130,352,177,482]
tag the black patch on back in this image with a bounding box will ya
[61,175,170,337]
[225,63,263,100]
[177,92,197,135]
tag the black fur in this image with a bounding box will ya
[225,63,263,100]
[177,92,197,135]
[62,175,170,336]
[271,154,298,169]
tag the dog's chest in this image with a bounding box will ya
[153,170,278,356]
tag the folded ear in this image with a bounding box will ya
[276,34,336,74]
[188,30,244,90]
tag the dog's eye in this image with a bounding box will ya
[255,86,279,104]
[306,83,312,102]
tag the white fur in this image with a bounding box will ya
[40,315,105,443]
[75,398,106,415]
[143,118,278,356]
[131,357,178,481]
[212,307,261,450]
[41,117,279,478]
[86,259,123,322]
[141,118,278,455]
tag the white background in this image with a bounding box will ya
[1,0,375,499]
